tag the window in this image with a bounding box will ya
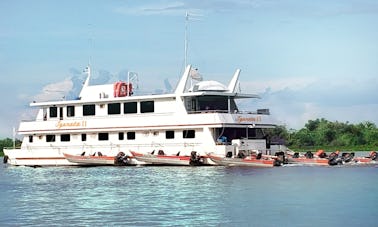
[124,102,137,114]
[119,132,124,140]
[81,134,87,142]
[61,134,70,142]
[127,132,135,140]
[98,133,109,141]
[183,130,195,139]
[83,104,95,116]
[49,107,57,118]
[108,103,121,115]
[166,131,174,139]
[46,135,56,142]
[67,106,75,117]
[29,135,33,143]
[141,101,154,113]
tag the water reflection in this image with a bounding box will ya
[1,164,377,226]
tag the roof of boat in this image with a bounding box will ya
[30,65,260,107]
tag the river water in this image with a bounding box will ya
[0,163,377,226]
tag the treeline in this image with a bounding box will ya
[0,138,21,156]
[268,118,378,151]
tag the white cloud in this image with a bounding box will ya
[239,75,378,129]
[242,76,316,94]
[32,78,73,102]
[113,0,264,15]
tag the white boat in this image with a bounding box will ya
[4,64,282,166]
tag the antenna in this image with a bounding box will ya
[184,12,203,70]
[88,23,94,66]
[184,12,188,68]
[127,71,139,95]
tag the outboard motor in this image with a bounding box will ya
[304,151,314,159]
[277,151,288,164]
[256,153,262,160]
[341,152,354,163]
[3,155,8,164]
[328,152,342,166]
[274,151,286,166]
[370,151,377,161]
[115,152,131,166]
[237,151,247,159]
[189,151,203,166]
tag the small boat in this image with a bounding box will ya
[286,151,330,166]
[207,152,284,167]
[287,150,377,166]
[130,150,206,166]
[353,151,377,164]
[63,151,132,166]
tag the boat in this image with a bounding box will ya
[353,151,377,164]
[207,152,284,167]
[286,151,330,166]
[63,151,132,166]
[287,150,378,166]
[4,64,283,166]
[130,150,207,166]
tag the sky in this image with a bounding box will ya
[1,0,378,138]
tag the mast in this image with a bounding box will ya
[184,11,189,68]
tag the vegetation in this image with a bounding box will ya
[267,118,378,151]
[0,138,21,156]
[1,118,377,156]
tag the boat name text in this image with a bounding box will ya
[56,120,87,129]
[237,116,262,123]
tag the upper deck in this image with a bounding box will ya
[18,65,276,135]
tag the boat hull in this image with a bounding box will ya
[287,157,329,166]
[208,155,276,167]
[130,151,207,166]
[63,153,116,166]
[4,148,77,166]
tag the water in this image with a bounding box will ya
[1,164,377,227]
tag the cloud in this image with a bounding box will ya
[32,78,73,102]
[114,0,263,15]
[242,76,316,94]
[29,67,141,104]
[113,0,378,18]
[239,76,378,129]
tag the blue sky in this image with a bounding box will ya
[1,0,378,138]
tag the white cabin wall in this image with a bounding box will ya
[35,109,44,121]
[154,98,176,114]
[96,103,108,116]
